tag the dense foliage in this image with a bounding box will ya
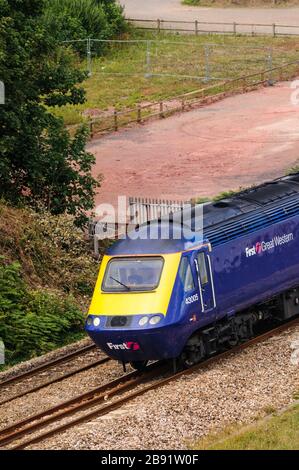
[0,0,124,367]
[0,0,101,226]
[0,258,84,363]
[0,201,104,367]
[43,0,126,48]
[0,201,100,298]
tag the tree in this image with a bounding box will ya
[42,0,126,54]
[0,0,100,225]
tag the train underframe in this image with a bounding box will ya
[178,285,299,368]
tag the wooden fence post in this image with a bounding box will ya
[279,67,283,81]
[157,19,161,33]
[89,121,94,137]
[137,105,141,123]
[195,20,198,36]
[159,102,164,118]
[114,109,118,131]
[272,23,276,37]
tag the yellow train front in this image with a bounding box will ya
[85,221,206,370]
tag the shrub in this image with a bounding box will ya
[0,257,84,364]
[0,201,100,299]
[43,0,127,54]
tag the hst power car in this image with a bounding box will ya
[86,174,299,370]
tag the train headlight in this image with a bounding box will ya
[93,317,100,327]
[149,315,161,325]
[139,316,149,326]
[86,316,93,326]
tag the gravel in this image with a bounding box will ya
[0,337,92,383]
[27,326,299,450]
[0,358,127,430]
[0,348,107,405]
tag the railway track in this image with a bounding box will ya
[0,343,110,406]
[0,317,297,450]
[0,360,169,450]
[0,343,96,387]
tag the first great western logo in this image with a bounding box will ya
[245,233,294,258]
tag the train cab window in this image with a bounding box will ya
[102,256,164,292]
[197,252,208,286]
[179,257,195,292]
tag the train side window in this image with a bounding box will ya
[179,257,195,292]
[197,252,208,286]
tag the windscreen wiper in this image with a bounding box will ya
[110,276,131,291]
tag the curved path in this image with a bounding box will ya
[89,81,299,212]
[119,0,299,26]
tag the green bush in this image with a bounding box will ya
[0,201,100,299]
[0,258,84,364]
[20,209,99,297]
[43,0,127,54]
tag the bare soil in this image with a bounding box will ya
[88,81,299,212]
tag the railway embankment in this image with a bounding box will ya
[0,201,100,370]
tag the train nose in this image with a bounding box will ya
[85,315,185,362]
[86,329,148,362]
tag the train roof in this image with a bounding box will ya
[202,172,299,228]
[201,172,299,246]
[108,173,299,255]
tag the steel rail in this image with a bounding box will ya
[1,316,298,451]
[0,361,168,449]
[0,357,110,406]
[0,343,97,387]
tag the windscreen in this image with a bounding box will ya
[102,257,164,292]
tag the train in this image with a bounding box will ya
[85,173,299,370]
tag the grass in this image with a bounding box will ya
[182,0,299,7]
[51,30,299,126]
[191,403,299,450]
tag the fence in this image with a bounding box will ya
[0,339,4,365]
[63,38,275,82]
[90,197,190,254]
[127,18,299,37]
[128,197,190,225]
[83,59,299,137]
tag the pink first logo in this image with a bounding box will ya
[255,242,263,254]
[126,341,140,351]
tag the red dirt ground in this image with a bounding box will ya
[88,81,299,214]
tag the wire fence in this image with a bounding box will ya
[61,37,299,137]
[127,18,299,37]
[63,38,284,82]
[81,59,299,136]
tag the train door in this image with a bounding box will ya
[194,247,217,319]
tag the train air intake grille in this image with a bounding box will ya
[204,195,299,247]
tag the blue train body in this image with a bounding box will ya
[86,174,299,368]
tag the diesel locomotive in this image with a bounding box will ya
[86,173,299,370]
